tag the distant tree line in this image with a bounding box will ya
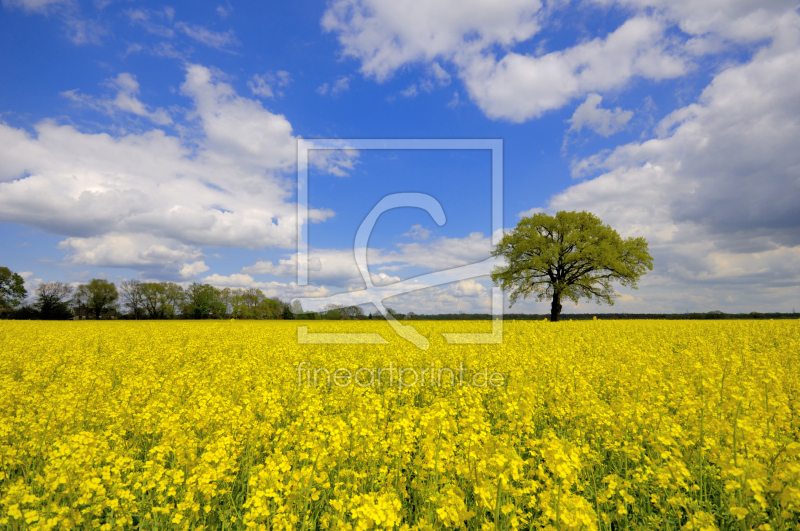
[0,266,406,321]
[2,267,796,321]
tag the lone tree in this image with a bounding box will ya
[491,211,653,322]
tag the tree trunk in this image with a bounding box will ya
[550,292,562,322]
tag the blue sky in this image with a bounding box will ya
[1,0,799,314]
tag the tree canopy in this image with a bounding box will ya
[491,211,653,321]
[34,281,74,320]
[0,267,27,316]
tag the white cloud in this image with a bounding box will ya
[7,0,108,45]
[322,0,798,123]
[517,207,544,218]
[124,8,174,38]
[322,0,544,82]
[179,260,210,278]
[240,232,495,291]
[18,271,43,297]
[248,75,274,98]
[201,273,331,299]
[593,0,798,45]
[62,73,172,125]
[242,255,322,277]
[2,0,69,13]
[568,93,633,136]
[180,64,298,170]
[57,233,204,275]
[248,71,292,99]
[0,64,355,277]
[416,63,453,93]
[381,231,494,271]
[446,91,460,109]
[429,62,451,85]
[175,21,239,49]
[400,84,418,97]
[294,276,495,315]
[316,76,351,97]
[63,15,106,45]
[402,224,432,240]
[458,16,686,122]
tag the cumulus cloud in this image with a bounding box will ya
[457,16,686,121]
[179,260,210,278]
[568,93,633,136]
[322,0,798,122]
[57,234,204,274]
[180,65,297,171]
[593,0,798,45]
[0,64,356,277]
[322,0,543,81]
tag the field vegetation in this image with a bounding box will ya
[1,320,798,530]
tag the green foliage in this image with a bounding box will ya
[76,279,119,319]
[140,282,184,319]
[34,282,74,320]
[119,279,145,319]
[491,211,653,321]
[186,283,226,319]
[0,267,27,316]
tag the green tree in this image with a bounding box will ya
[491,211,653,322]
[82,279,119,319]
[186,283,226,319]
[241,288,265,318]
[256,297,281,319]
[0,267,27,317]
[139,282,184,319]
[281,303,295,320]
[119,279,145,319]
[340,305,365,319]
[34,281,74,320]
[323,304,343,320]
[140,283,166,318]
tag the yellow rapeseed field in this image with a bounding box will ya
[1,320,799,531]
